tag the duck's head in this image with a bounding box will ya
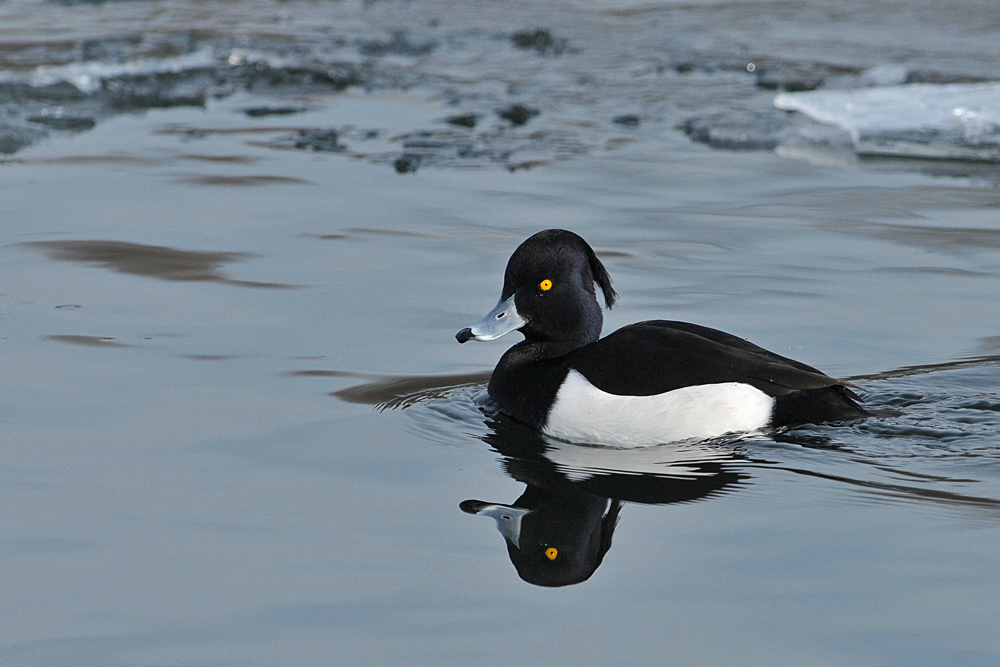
[456,229,617,348]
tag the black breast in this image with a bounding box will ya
[488,344,571,428]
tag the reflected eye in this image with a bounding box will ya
[539,279,553,291]
[545,547,558,560]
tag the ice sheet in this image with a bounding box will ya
[775,82,1000,161]
[23,47,220,93]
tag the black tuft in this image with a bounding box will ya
[586,245,617,309]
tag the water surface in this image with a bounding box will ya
[1,1,1000,665]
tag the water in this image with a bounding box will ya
[2,0,1000,664]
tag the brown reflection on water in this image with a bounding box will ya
[301,228,437,241]
[177,154,260,164]
[43,335,134,348]
[180,354,242,361]
[20,240,296,289]
[154,124,309,137]
[2,153,261,167]
[0,153,163,166]
[177,175,312,186]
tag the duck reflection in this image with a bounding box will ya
[464,414,746,587]
[327,371,749,587]
[461,488,622,588]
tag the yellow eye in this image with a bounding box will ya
[545,547,558,560]
[539,279,553,291]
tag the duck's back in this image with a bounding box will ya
[567,320,868,427]
[569,321,837,394]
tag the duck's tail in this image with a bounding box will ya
[770,384,880,428]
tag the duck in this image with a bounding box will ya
[456,229,870,447]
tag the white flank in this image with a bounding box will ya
[543,370,775,447]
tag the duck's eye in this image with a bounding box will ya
[539,279,553,291]
[545,547,558,560]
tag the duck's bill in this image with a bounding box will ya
[456,294,525,343]
[459,500,531,549]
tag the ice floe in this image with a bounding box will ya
[24,48,220,93]
[775,82,1000,161]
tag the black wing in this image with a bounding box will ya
[568,320,849,398]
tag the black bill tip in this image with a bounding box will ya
[456,327,474,343]
[459,499,489,514]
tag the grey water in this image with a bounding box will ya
[2,0,1000,665]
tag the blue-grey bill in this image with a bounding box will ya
[455,294,525,343]
[466,503,531,549]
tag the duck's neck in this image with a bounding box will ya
[517,337,590,360]
[489,341,575,428]
[519,294,603,359]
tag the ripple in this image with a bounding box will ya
[367,355,1000,522]
[329,370,492,411]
